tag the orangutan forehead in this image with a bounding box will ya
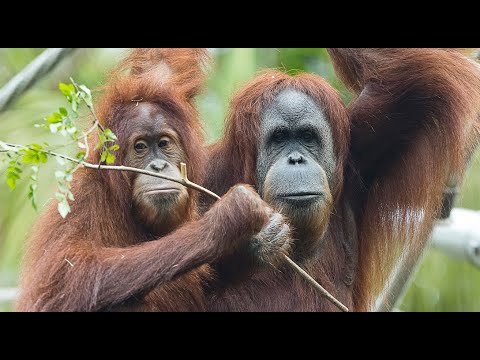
[125,101,177,136]
[261,88,330,132]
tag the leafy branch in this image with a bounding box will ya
[0,142,221,204]
[1,79,118,218]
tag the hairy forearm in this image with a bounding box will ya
[18,219,215,311]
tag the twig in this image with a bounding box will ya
[283,255,349,312]
[179,161,349,312]
[1,143,349,312]
[0,143,217,199]
[180,163,220,201]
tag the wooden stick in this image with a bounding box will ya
[0,144,219,200]
[283,255,349,312]
[179,163,349,312]
[180,162,221,200]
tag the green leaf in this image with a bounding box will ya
[28,184,38,210]
[59,107,68,116]
[6,177,16,190]
[65,171,73,182]
[59,83,70,96]
[103,129,117,141]
[100,151,107,163]
[6,167,20,190]
[22,153,37,164]
[49,123,62,134]
[79,84,91,97]
[76,151,86,161]
[108,145,120,151]
[59,83,75,97]
[47,112,62,124]
[71,96,78,113]
[58,200,71,218]
[55,171,65,180]
[106,153,116,165]
[79,85,93,107]
[66,126,77,135]
[30,143,43,151]
[38,152,48,163]
[7,172,20,180]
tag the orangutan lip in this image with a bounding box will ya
[144,188,181,195]
[278,193,322,201]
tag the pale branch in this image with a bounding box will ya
[0,48,77,113]
[0,143,219,202]
[1,142,349,312]
[284,255,349,312]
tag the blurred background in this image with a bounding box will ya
[0,48,479,312]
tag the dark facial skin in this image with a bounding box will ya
[123,102,189,236]
[256,89,336,248]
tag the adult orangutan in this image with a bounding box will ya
[201,48,480,311]
[16,48,291,312]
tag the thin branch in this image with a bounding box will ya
[1,143,218,201]
[0,48,77,113]
[284,255,348,312]
[1,142,349,312]
[180,162,220,200]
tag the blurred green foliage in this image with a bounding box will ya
[0,48,479,312]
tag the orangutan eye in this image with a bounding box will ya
[134,141,148,152]
[302,130,315,143]
[159,137,171,148]
[271,129,289,144]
